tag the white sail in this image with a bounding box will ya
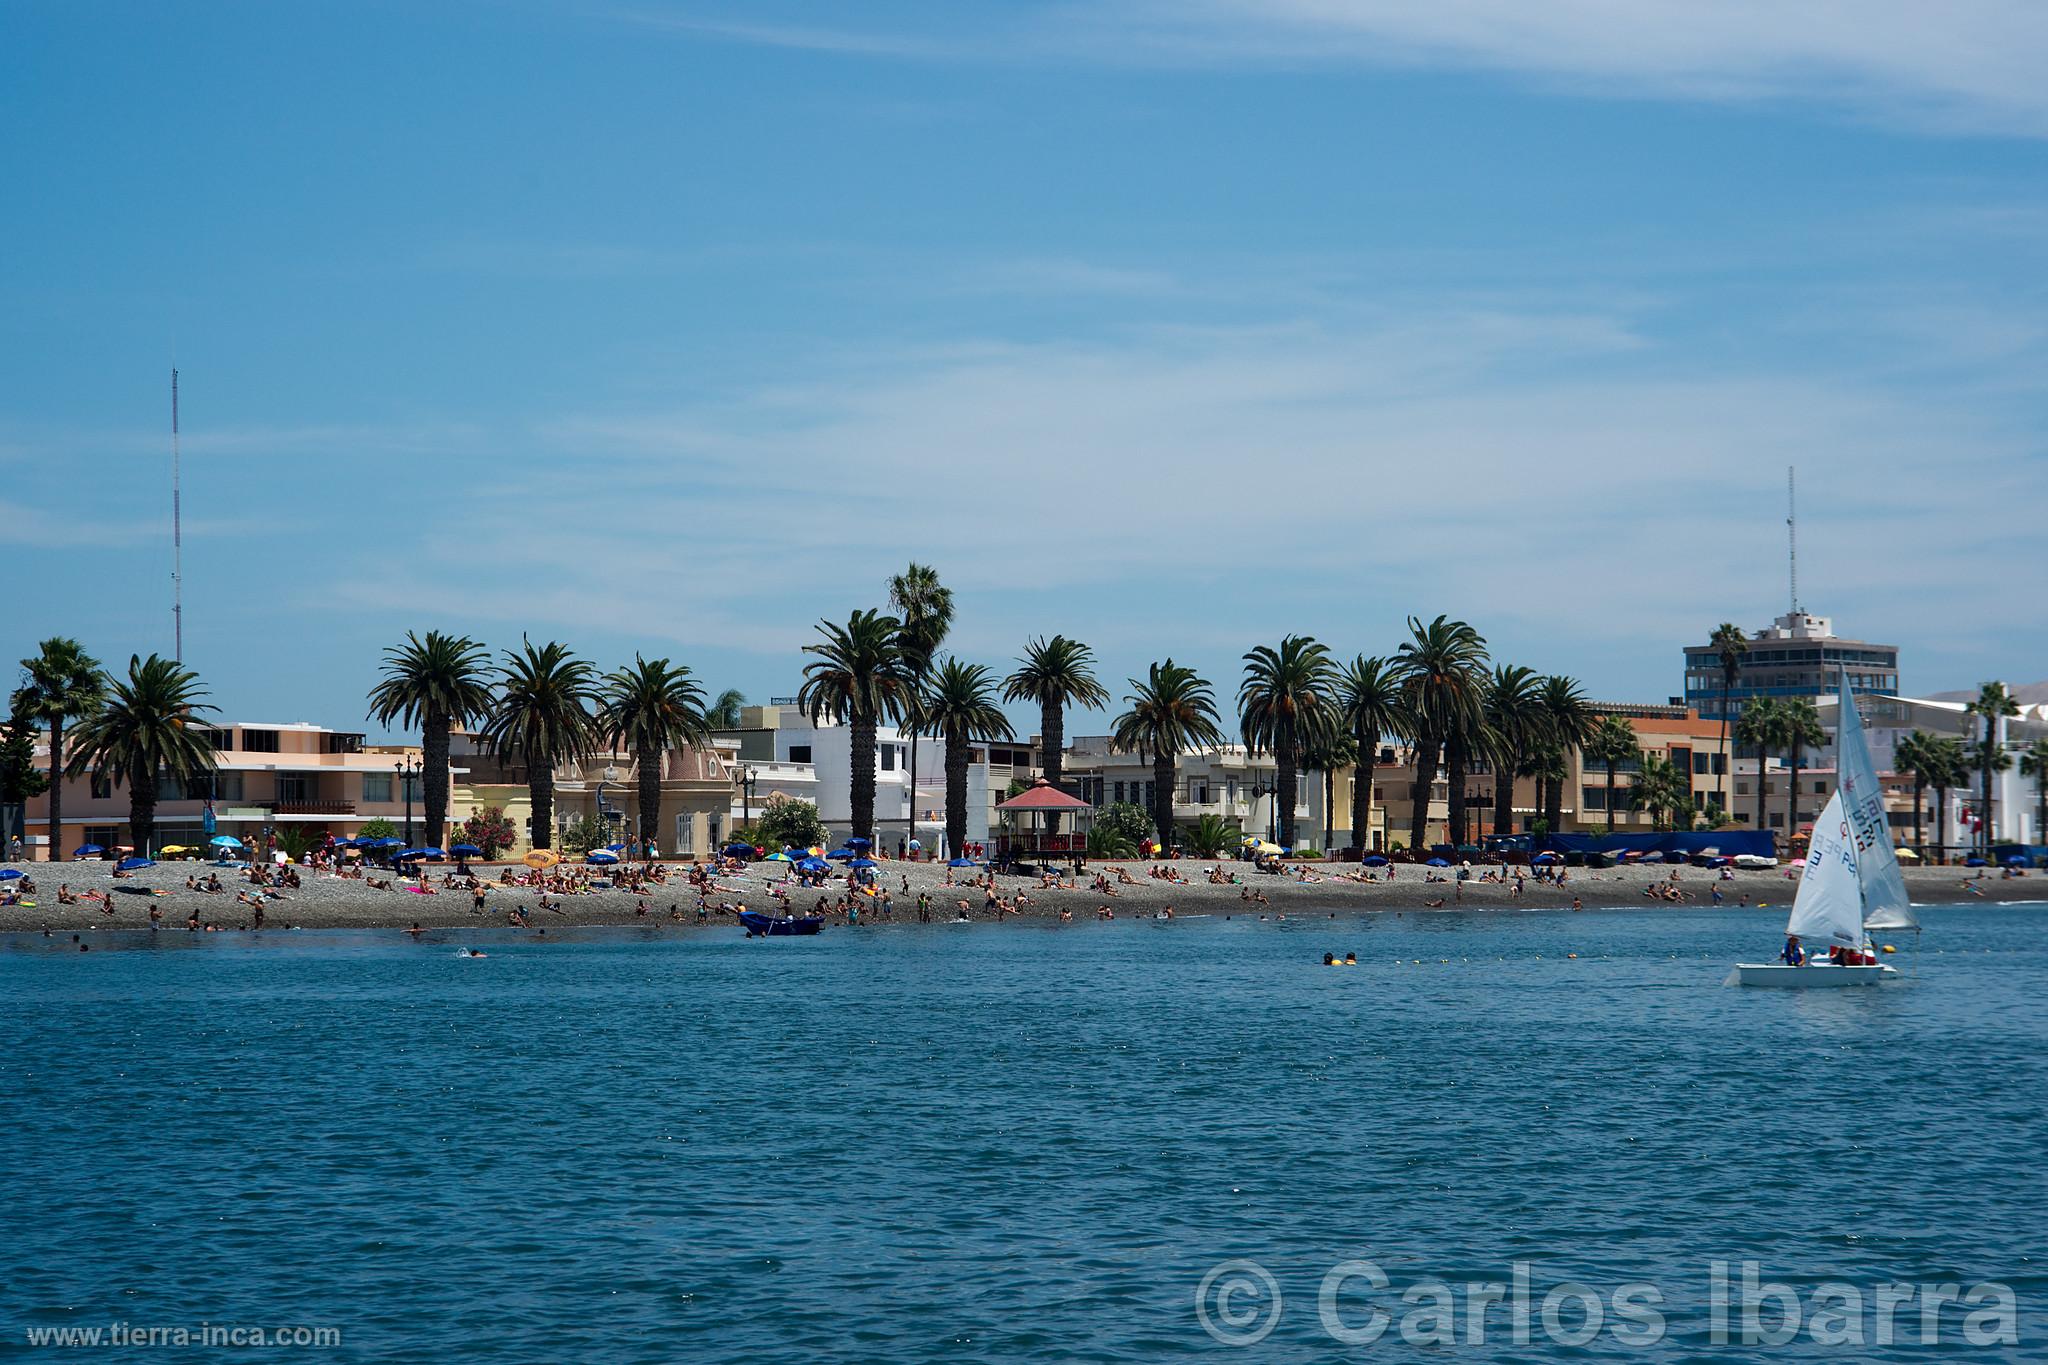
[1832,669,1919,932]
[1785,790,1866,948]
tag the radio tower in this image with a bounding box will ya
[171,367,183,662]
[1785,465,1799,616]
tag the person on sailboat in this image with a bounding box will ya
[1780,934,1806,966]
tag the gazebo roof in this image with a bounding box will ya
[995,778,1092,812]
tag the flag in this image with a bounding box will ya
[202,798,216,835]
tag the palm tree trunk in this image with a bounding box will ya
[46,715,64,861]
[1757,746,1771,843]
[529,758,554,851]
[1153,752,1174,852]
[1277,736,1299,849]
[1936,784,1950,864]
[850,713,876,843]
[944,731,968,860]
[1719,679,1732,815]
[1788,746,1802,845]
[1490,759,1513,843]
[1444,734,1468,849]
[1544,769,1563,838]
[1981,731,1995,854]
[1324,766,1335,852]
[1408,736,1437,851]
[1606,761,1619,834]
[130,786,156,857]
[636,740,662,855]
[1350,724,1374,854]
[424,709,451,848]
[1041,700,1066,835]
[1911,778,1924,858]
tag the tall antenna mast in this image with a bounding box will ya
[1786,465,1798,616]
[171,366,183,662]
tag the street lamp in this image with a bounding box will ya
[738,765,758,826]
[395,756,420,848]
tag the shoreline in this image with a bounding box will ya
[2,859,2039,934]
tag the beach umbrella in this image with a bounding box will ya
[523,849,560,869]
[764,851,796,862]
[1532,852,1562,865]
[722,843,755,857]
[797,857,831,872]
[948,857,978,867]
[847,837,872,848]
[848,857,878,870]
[2006,855,2028,867]
[586,850,620,865]
[160,844,189,855]
[73,843,106,857]
[0,869,23,880]
[1425,857,1451,868]
[1965,858,1987,867]
[827,848,856,860]
[1361,855,1389,867]
[117,856,155,871]
[449,843,483,857]
[605,842,627,853]
[369,836,404,849]
[1894,847,1920,861]
[209,835,243,849]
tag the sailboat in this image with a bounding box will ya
[1728,669,1917,987]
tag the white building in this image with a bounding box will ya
[1062,736,1336,849]
[1817,692,2048,845]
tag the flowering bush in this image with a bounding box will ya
[462,805,518,859]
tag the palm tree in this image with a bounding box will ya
[889,564,954,844]
[1631,752,1689,831]
[1481,665,1543,842]
[1111,660,1224,853]
[705,689,747,730]
[1534,674,1594,836]
[1393,617,1490,850]
[63,654,216,856]
[1736,697,1785,839]
[1585,714,1639,835]
[16,637,104,861]
[799,609,914,844]
[1893,729,1936,857]
[1710,622,1748,816]
[2019,739,2048,852]
[599,656,709,856]
[367,631,492,848]
[1780,697,1826,838]
[1337,655,1410,856]
[1966,682,2020,853]
[1967,737,2014,855]
[1302,731,1358,854]
[1184,812,1237,858]
[1928,736,1969,863]
[481,639,599,851]
[920,658,1013,859]
[1004,635,1109,833]
[1239,636,1340,851]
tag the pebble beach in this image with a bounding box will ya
[3,858,2039,934]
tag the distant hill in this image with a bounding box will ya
[1926,681,2048,706]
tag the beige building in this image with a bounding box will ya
[449,733,737,858]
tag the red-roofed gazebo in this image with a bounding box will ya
[994,778,1094,867]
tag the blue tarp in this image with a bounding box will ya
[1992,844,2048,867]
[1536,830,1777,859]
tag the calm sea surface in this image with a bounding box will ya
[4,905,2044,1361]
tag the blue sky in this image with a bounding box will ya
[7,1,2045,735]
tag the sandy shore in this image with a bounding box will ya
[2,858,2040,934]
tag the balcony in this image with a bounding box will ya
[271,800,357,817]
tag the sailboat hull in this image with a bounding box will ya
[1727,963,1899,988]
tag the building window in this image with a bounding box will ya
[90,774,113,800]
[788,745,812,764]
[880,746,896,772]
[85,825,119,849]
[1114,781,1125,804]
[674,814,694,856]
[277,776,309,804]
[241,729,280,753]
[1583,787,1607,811]
[1194,782,1209,803]
[362,773,393,803]
[1735,781,1749,796]
[1814,781,1826,794]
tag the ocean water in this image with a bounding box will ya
[3,905,2044,1362]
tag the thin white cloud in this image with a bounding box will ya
[625,1,2048,137]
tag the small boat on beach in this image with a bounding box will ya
[1730,670,1916,988]
[739,910,823,937]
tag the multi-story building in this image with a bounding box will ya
[19,721,422,859]
[1683,610,1900,723]
[447,732,736,860]
[1062,736,1343,850]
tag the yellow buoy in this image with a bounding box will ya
[1882,944,1896,954]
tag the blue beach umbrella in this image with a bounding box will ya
[1361,855,1389,867]
[586,850,620,865]
[796,858,830,873]
[368,836,404,849]
[0,869,24,880]
[605,842,628,853]
[117,856,155,871]
[2005,855,2028,867]
[209,835,243,849]
[848,857,878,870]
[847,837,872,848]
[948,857,978,868]
[1425,857,1451,868]
[1532,852,1562,865]
[827,848,856,861]
[1965,858,1988,867]
[449,844,483,857]
[73,844,106,857]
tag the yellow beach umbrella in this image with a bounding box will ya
[524,848,560,869]
[160,845,189,854]
[1894,847,1920,861]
